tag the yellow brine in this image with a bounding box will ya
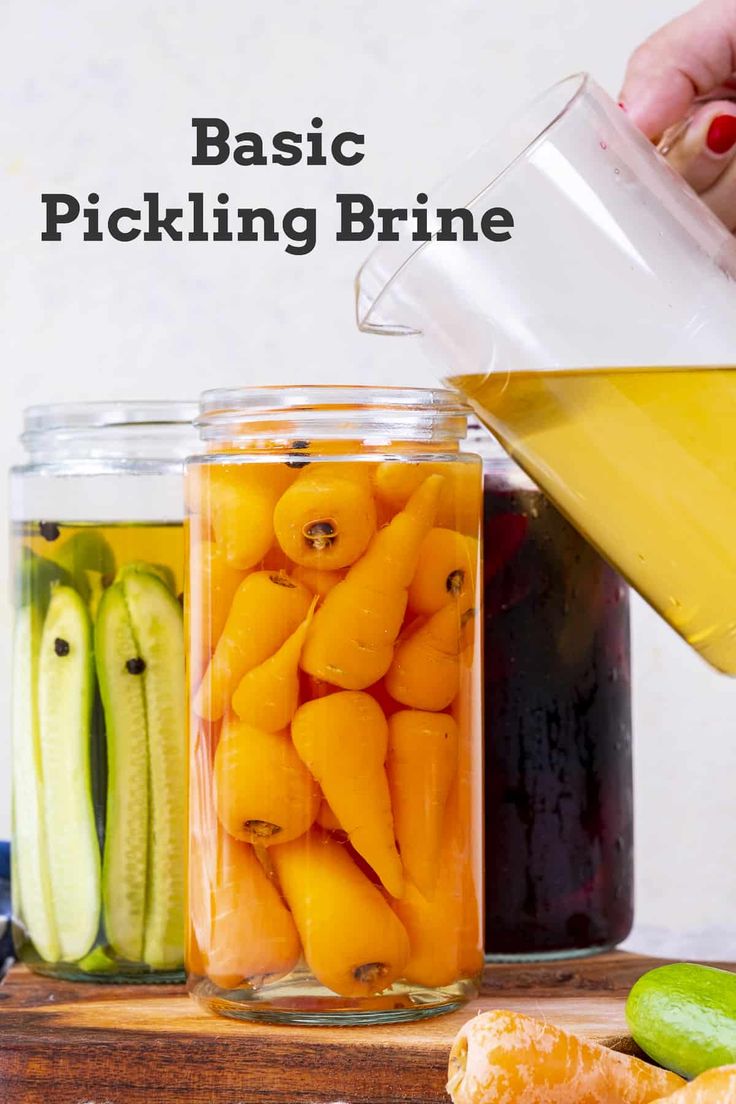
[453,367,736,674]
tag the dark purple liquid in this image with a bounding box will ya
[483,473,633,957]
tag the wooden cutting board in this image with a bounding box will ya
[0,952,727,1104]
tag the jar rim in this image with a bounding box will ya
[23,401,199,434]
[196,385,471,445]
[197,384,468,422]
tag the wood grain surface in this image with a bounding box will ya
[0,952,728,1104]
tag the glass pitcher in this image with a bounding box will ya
[356,73,736,675]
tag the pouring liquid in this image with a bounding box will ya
[453,367,736,675]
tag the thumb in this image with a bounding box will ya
[619,0,736,139]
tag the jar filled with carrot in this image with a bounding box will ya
[186,386,484,1024]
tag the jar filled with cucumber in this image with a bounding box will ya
[10,402,197,982]
[187,387,484,1024]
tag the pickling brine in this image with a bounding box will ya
[10,402,196,982]
[12,521,186,980]
[186,387,484,1025]
[454,367,736,675]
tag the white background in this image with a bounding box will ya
[3,0,736,946]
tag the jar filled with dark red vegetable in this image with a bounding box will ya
[471,423,634,960]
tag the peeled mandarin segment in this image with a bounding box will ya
[387,710,458,898]
[206,833,301,990]
[290,564,346,597]
[213,714,320,846]
[291,691,403,898]
[205,463,294,570]
[446,1011,685,1104]
[300,475,443,688]
[650,1067,736,1103]
[273,466,377,570]
[385,604,475,711]
[408,529,479,616]
[271,828,410,998]
[231,598,317,730]
[194,571,312,721]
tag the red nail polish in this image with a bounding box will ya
[706,114,736,154]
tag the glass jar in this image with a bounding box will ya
[186,386,484,1024]
[472,425,634,960]
[11,401,197,982]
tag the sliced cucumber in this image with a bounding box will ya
[38,586,100,961]
[120,567,186,970]
[78,943,119,975]
[116,561,177,596]
[95,584,149,962]
[12,606,59,962]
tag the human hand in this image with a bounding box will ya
[620,0,736,228]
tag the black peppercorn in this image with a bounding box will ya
[286,439,311,469]
[126,657,146,675]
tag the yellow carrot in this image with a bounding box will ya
[316,799,342,833]
[290,564,346,597]
[291,690,403,897]
[189,537,246,682]
[373,459,482,534]
[271,827,410,997]
[385,603,474,711]
[447,1010,685,1104]
[194,570,312,721]
[273,463,377,569]
[214,714,320,846]
[202,463,293,570]
[231,598,317,730]
[206,832,301,990]
[392,780,481,987]
[408,528,478,616]
[387,710,458,898]
[652,1066,736,1103]
[301,474,443,689]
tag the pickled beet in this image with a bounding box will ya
[483,477,633,957]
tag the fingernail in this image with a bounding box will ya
[706,114,736,154]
